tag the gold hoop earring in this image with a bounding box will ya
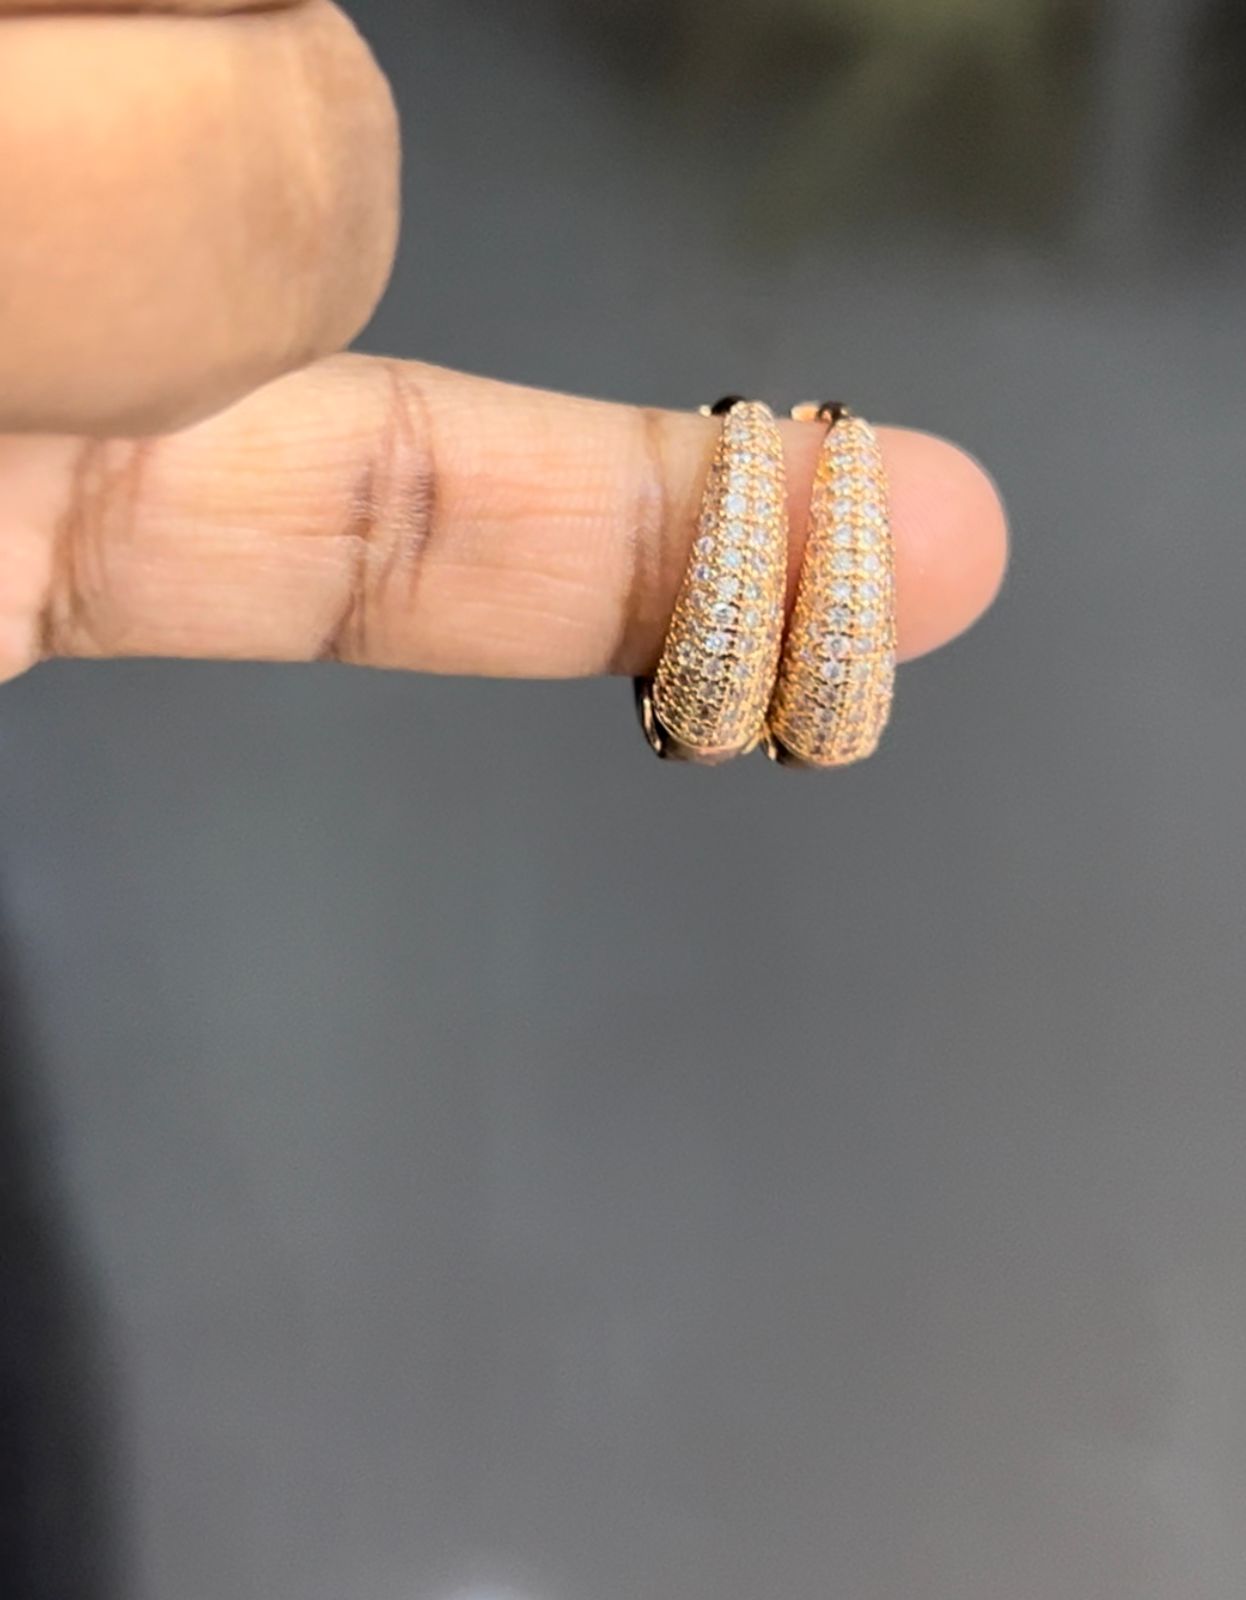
[638,398,788,763]
[765,403,897,769]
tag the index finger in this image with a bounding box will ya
[0,357,1008,684]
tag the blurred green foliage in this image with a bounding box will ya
[684,0,1094,233]
[576,0,1099,237]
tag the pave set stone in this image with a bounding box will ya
[652,402,787,755]
[766,417,896,766]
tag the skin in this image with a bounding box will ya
[0,0,1008,689]
[0,0,399,434]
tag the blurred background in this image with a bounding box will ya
[3,1,1246,1597]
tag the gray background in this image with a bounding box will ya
[3,2,1246,1597]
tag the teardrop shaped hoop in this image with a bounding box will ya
[637,398,789,764]
[765,402,897,770]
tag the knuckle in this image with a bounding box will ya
[319,362,438,665]
[41,440,151,660]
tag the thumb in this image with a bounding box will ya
[0,0,399,436]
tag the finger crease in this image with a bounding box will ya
[40,439,151,661]
[614,407,669,674]
[319,363,439,665]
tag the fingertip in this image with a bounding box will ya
[880,427,1009,662]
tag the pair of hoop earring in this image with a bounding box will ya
[637,397,897,770]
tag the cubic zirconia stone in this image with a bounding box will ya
[765,411,894,768]
[652,399,787,757]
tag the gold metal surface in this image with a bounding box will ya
[765,404,897,769]
[637,399,788,764]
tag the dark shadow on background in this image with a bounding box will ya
[0,916,121,1600]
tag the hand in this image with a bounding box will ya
[0,1,1006,688]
